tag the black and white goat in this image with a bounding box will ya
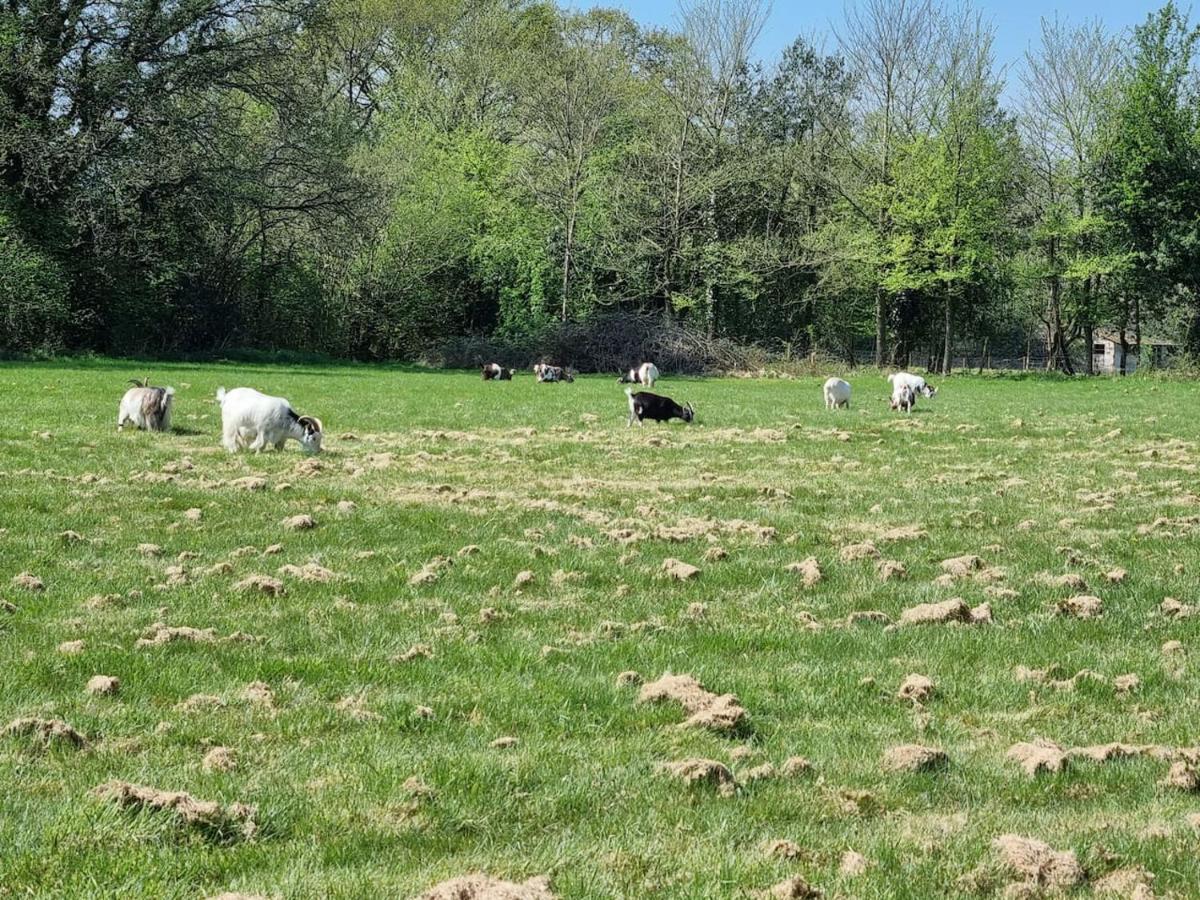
[217,387,324,454]
[534,363,574,383]
[618,362,659,388]
[482,363,514,381]
[118,378,175,432]
[626,388,694,427]
[887,371,937,399]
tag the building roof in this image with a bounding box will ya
[1093,330,1175,347]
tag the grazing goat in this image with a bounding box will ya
[890,382,916,414]
[117,379,175,432]
[535,364,574,383]
[618,362,659,388]
[216,387,323,454]
[626,388,694,427]
[887,371,937,399]
[482,363,514,381]
[823,377,851,409]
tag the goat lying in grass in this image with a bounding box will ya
[534,364,574,383]
[626,388,694,427]
[216,387,324,454]
[117,379,175,432]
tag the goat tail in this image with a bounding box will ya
[216,387,227,405]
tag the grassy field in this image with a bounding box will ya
[2,359,1199,899]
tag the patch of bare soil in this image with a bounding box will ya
[58,640,85,655]
[234,575,285,596]
[2,717,87,749]
[703,546,728,562]
[895,598,990,627]
[896,674,935,704]
[242,682,275,708]
[1113,673,1140,693]
[616,671,642,687]
[176,694,226,712]
[136,623,217,647]
[839,541,879,562]
[878,559,907,581]
[490,736,519,749]
[941,555,984,577]
[415,874,557,900]
[742,763,776,782]
[1104,568,1128,584]
[1057,595,1103,618]
[86,675,120,696]
[1161,597,1197,619]
[662,558,700,581]
[92,780,257,839]
[1037,572,1089,590]
[202,746,237,772]
[638,673,747,732]
[281,514,315,531]
[840,851,868,877]
[786,558,822,587]
[1161,760,1200,791]
[335,694,381,723]
[763,839,803,859]
[781,756,812,776]
[882,744,948,773]
[514,570,535,587]
[991,834,1084,894]
[184,508,203,521]
[877,524,929,542]
[659,758,736,795]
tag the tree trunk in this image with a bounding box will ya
[1119,324,1129,376]
[874,288,887,367]
[977,337,988,375]
[941,295,952,375]
[1083,323,1094,375]
[561,202,576,323]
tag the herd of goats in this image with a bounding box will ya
[113,365,939,453]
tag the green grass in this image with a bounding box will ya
[2,359,1199,898]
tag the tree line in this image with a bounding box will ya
[2,0,1199,372]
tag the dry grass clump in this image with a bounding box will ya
[92,780,258,839]
[2,717,88,749]
[638,672,747,732]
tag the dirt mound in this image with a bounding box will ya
[92,780,257,839]
[242,682,275,708]
[786,558,822,587]
[877,559,907,581]
[616,671,642,687]
[660,758,735,795]
[1037,572,1088,590]
[703,546,728,562]
[839,851,868,877]
[2,717,87,749]
[514,570,535,587]
[840,542,879,562]
[1161,597,1197,619]
[234,575,285,596]
[184,508,203,521]
[281,514,315,531]
[638,673,747,732]
[895,598,989,627]
[415,874,556,900]
[58,640,85,655]
[202,746,237,773]
[896,674,935,703]
[86,675,120,696]
[1094,866,1154,898]
[136,623,217,647]
[1006,741,1068,776]
[335,694,381,723]
[882,744,947,773]
[229,476,267,491]
[763,875,821,898]
[277,563,335,583]
[12,572,44,592]
[991,834,1083,892]
[1057,595,1103,618]
[781,756,812,776]
[1161,760,1200,791]
[763,839,803,859]
[176,694,225,712]
[410,556,452,586]
[941,555,983,577]
[1113,673,1140,693]
[878,524,928,542]
[1104,568,1128,584]
[395,644,434,663]
[490,736,519,749]
[662,558,700,581]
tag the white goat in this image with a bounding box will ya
[823,377,851,409]
[887,371,937,398]
[117,380,175,432]
[890,382,916,414]
[619,362,659,388]
[216,387,323,454]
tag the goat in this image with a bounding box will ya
[482,363,514,381]
[117,379,175,432]
[626,388,693,427]
[216,387,323,454]
[536,364,574,383]
[890,382,916,414]
[823,377,851,409]
[887,371,937,399]
[618,362,659,388]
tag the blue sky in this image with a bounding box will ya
[572,0,1168,92]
